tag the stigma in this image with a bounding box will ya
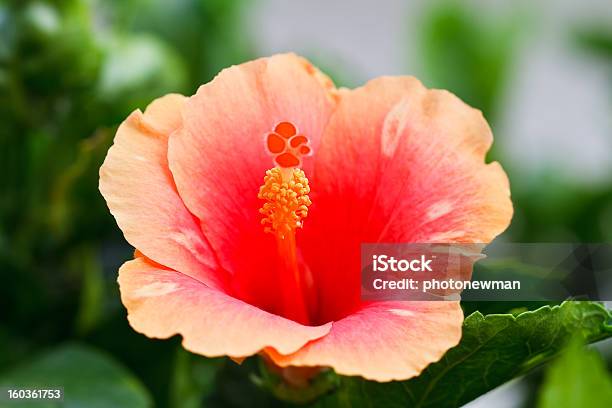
[265,121,311,168]
[258,167,311,239]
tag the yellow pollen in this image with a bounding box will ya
[258,168,312,239]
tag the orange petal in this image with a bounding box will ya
[99,94,225,289]
[266,301,463,382]
[119,257,331,358]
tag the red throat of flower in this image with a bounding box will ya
[258,122,313,324]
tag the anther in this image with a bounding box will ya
[258,168,312,239]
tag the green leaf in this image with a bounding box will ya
[317,301,611,408]
[537,337,612,408]
[0,343,152,408]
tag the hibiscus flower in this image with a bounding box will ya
[99,53,512,382]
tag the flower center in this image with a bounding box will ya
[257,122,313,324]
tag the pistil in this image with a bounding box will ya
[258,167,312,324]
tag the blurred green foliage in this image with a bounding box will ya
[574,24,612,62]
[417,0,526,125]
[0,0,254,406]
[0,343,154,407]
[106,0,252,86]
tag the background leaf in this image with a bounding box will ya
[417,0,525,124]
[169,347,223,408]
[0,343,152,408]
[537,337,612,408]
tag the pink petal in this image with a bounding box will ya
[313,76,511,244]
[119,257,331,358]
[167,54,337,311]
[99,94,225,289]
[302,77,512,323]
[267,301,463,381]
